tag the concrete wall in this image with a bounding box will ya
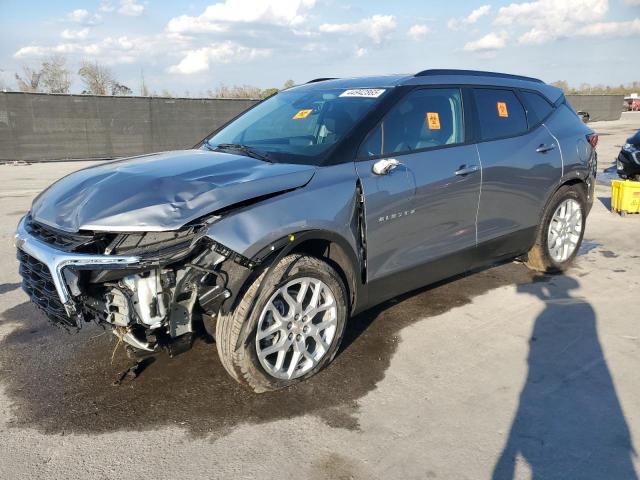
[566,94,624,122]
[0,92,258,162]
[0,92,625,162]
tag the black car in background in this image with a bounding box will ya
[617,130,640,180]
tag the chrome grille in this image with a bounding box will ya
[17,249,78,329]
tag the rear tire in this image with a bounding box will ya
[525,185,586,273]
[216,254,348,392]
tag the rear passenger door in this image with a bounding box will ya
[356,87,481,286]
[472,88,561,255]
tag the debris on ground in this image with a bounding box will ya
[112,358,155,386]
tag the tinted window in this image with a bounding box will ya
[473,89,527,141]
[359,88,464,157]
[521,90,553,125]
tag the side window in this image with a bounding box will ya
[359,88,464,157]
[472,89,527,141]
[520,90,554,126]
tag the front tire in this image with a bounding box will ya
[216,254,348,392]
[525,185,586,273]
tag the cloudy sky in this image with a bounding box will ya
[1,0,639,95]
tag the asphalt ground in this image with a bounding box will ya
[0,112,639,479]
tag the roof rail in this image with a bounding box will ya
[306,77,338,84]
[414,69,543,84]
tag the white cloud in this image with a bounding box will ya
[407,24,430,40]
[67,9,102,25]
[576,17,640,36]
[61,28,90,40]
[624,0,640,4]
[166,0,315,33]
[68,9,89,22]
[495,0,611,44]
[448,5,491,30]
[319,14,397,44]
[118,0,145,16]
[355,47,367,57]
[14,35,162,65]
[168,41,272,74]
[15,43,94,58]
[166,15,230,33]
[99,1,115,13]
[463,31,508,52]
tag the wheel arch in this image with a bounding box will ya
[540,176,588,221]
[255,230,363,315]
[559,177,588,195]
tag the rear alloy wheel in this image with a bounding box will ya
[546,198,583,263]
[525,185,586,273]
[216,254,347,392]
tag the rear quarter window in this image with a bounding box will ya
[473,88,528,141]
[520,90,554,125]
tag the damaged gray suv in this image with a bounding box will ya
[15,70,597,392]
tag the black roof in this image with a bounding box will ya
[297,69,561,103]
[415,69,543,83]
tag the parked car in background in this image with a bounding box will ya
[15,69,597,392]
[617,130,640,180]
[624,97,640,112]
[577,110,590,123]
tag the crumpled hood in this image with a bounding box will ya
[31,150,316,232]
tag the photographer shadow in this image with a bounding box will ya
[493,276,637,479]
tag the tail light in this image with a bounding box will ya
[587,133,598,149]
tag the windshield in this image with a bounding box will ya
[204,87,388,165]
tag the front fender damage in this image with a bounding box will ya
[17,166,361,363]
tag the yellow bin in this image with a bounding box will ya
[611,179,640,215]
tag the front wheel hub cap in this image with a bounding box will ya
[256,277,338,380]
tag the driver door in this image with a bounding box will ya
[355,87,481,296]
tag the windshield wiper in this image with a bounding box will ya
[210,143,273,162]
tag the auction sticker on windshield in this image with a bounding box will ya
[339,89,386,98]
[292,109,313,119]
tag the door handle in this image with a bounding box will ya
[372,158,403,176]
[536,143,556,153]
[454,165,480,176]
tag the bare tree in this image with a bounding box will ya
[212,83,262,99]
[41,55,71,94]
[140,70,150,96]
[550,80,569,93]
[15,66,42,93]
[111,82,132,96]
[550,80,640,96]
[283,79,295,89]
[260,87,278,98]
[78,60,114,95]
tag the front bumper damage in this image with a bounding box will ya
[14,215,249,356]
[15,216,142,319]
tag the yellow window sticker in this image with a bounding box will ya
[497,102,509,118]
[426,112,441,130]
[292,109,313,120]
